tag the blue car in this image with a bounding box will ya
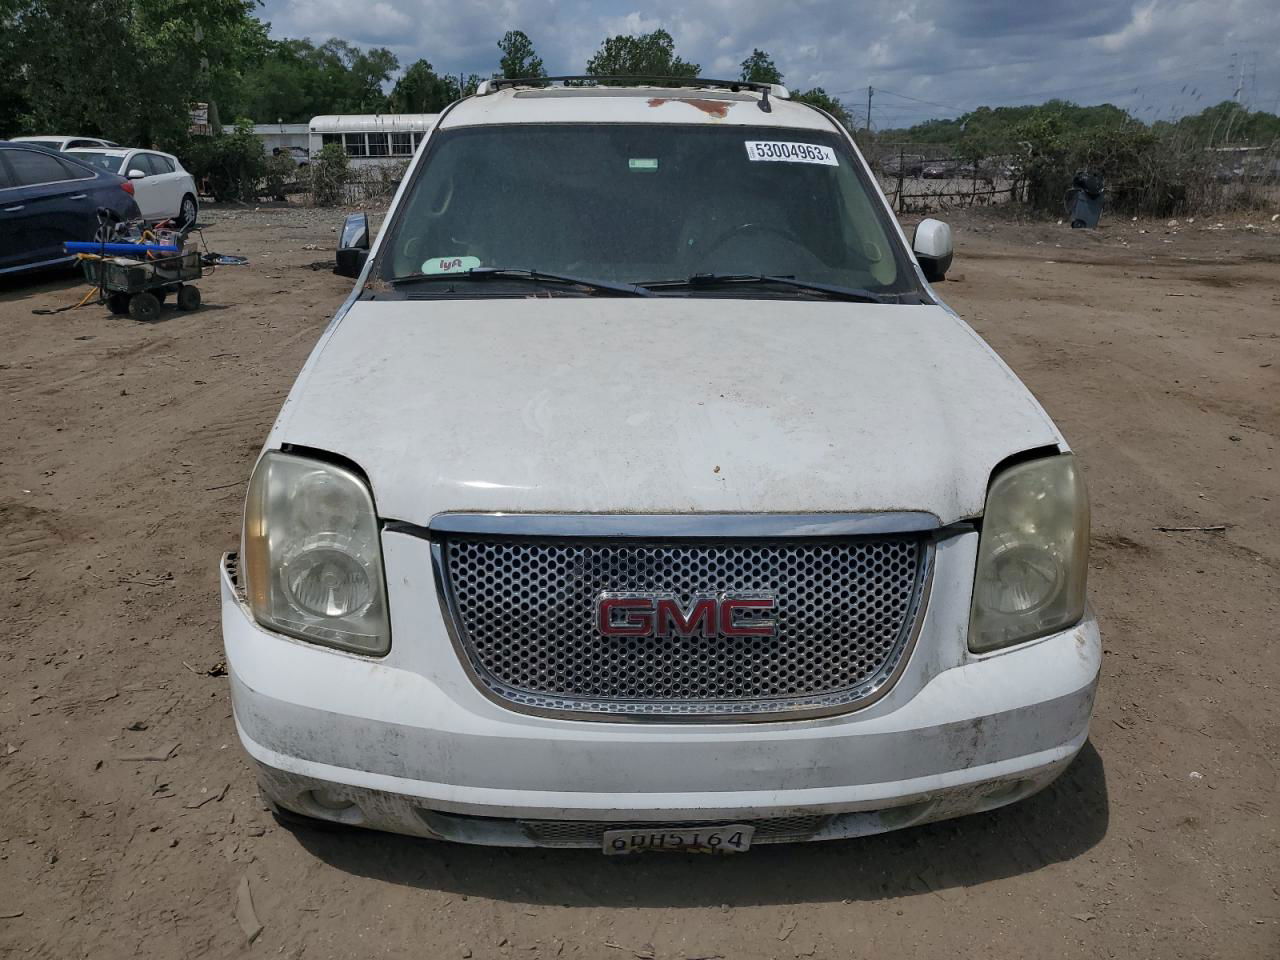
[0,141,141,276]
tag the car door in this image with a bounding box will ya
[145,153,183,218]
[0,153,32,270]
[120,152,160,220]
[0,148,97,269]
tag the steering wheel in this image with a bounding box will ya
[692,221,804,269]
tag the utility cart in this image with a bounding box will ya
[81,249,204,322]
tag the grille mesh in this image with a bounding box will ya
[440,535,927,718]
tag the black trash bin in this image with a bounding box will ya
[1064,172,1104,228]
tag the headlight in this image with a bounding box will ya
[969,454,1089,653]
[243,451,390,655]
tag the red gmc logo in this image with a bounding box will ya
[596,593,778,639]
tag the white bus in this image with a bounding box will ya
[308,114,440,169]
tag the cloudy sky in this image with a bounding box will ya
[258,0,1279,127]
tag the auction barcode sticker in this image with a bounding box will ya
[744,141,838,165]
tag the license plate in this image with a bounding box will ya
[602,824,754,855]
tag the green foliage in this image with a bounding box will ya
[882,98,1280,157]
[877,96,1280,215]
[387,60,478,113]
[1011,111,1212,216]
[231,37,398,122]
[389,59,453,113]
[881,100,1133,155]
[793,88,854,131]
[585,29,699,79]
[740,49,782,85]
[184,119,266,202]
[3,0,267,145]
[263,151,297,200]
[307,142,350,206]
[1154,100,1280,147]
[498,30,545,80]
[0,0,32,134]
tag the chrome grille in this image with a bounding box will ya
[521,815,831,847]
[437,530,930,720]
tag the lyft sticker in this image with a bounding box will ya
[744,141,838,165]
[422,255,480,274]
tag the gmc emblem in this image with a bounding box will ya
[596,593,778,639]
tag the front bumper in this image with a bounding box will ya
[222,529,1101,846]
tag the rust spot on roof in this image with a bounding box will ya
[647,97,730,118]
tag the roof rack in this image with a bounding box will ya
[475,76,790,113]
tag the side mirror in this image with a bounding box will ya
[912,218,953,282]
[334,212,370,279]
[127,168,146,180]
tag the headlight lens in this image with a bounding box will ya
[969,454,1089,653]
[243,451,390,655]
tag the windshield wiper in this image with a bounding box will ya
[387,267,653,297]
[641,274,888,304]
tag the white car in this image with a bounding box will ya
[221,77,1099,852]
[65,148,197,225]
[11,135,117,152]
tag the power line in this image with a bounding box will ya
[833,63,1226,119]
[873,87,968,112]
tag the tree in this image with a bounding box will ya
[388,61,479,113]
[0,0,31,134]
[876,100,1139,154]
[740,49,782,84]
[227,36,402,123]
[497,30,545,79]
[4,0,268,146]
[794,88,853,130]
[1162,100,1280,147]
[388,59,452,113]
[318,38,398,113]
[585,29,699,79]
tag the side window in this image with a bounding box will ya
[0,155,14,189]
[54,156,94,180]
[343,133,367,157]
[367,133,389,157]
[146,154,175,174]
[67,140,99,149]
[6,148,76,186]
[391,132,413,156]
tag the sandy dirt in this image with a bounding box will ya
[1,205,1277,960]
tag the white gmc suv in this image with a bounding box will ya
[221,77,1099,854]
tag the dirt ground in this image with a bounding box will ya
[1,204,1277,960]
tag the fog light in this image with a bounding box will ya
[981,780,1029,806]
[308,789,356,812]
[877,798,934,829]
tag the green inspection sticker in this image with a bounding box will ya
[629,158,659,172]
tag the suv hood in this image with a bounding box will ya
[270,297,1061,526]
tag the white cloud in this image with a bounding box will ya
[258,0,1280,124]
[1096,1,1158,52]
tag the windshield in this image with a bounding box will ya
[67,151,120,173]
[378,123,921,298]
